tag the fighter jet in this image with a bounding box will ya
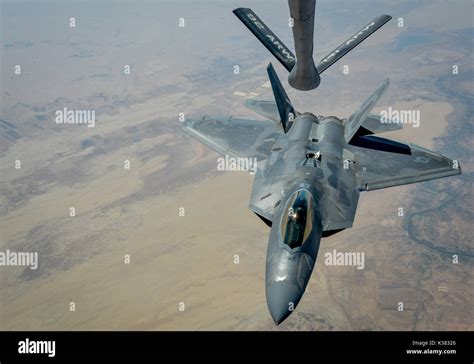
[234,1,392,90]
[181,64,461,324]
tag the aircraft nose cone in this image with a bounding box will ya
[266,280,303,324]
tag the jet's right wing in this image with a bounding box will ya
[347,142,461,191]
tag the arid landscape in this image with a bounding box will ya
[0,0,472,330]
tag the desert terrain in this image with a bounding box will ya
[0,0,472,330]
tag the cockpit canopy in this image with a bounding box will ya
[280,189,315,249]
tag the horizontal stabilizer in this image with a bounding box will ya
[233,8,296,72]
[267,63,295,133]
[344,78,390,143]
[317,15,392,74]
[244,99,281,124]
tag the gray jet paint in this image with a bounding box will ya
[182,3,461,324]
[181,65,461,324]
[287,0,320,90]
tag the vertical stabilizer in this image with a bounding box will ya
[267,63,296,133]
[344,78,390,143]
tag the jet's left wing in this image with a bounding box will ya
[181,116,279,161]
[347,142,461,191]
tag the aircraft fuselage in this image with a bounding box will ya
[262,113,348,323]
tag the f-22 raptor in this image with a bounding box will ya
[181,66,461,324]
[180,5,461,324]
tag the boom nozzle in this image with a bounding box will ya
[233,4,392,92]
[287,0,320,90]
